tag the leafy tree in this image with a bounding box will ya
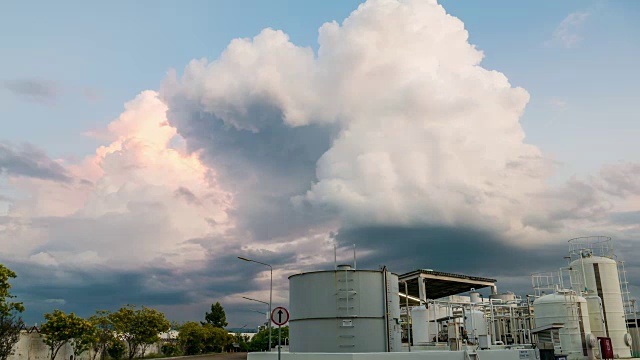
[107,339,125,360]
[203,302,227,328]
[249,326,288,352]
[177,322,205,355]
[108,305,171,359]
[70,325,98,360]
[0,265,24,360]
[0,315,24,360]
[89,310,114,360]
[40,310,94,360]
[160,343,180,357]
[177,322,234,355]
[204,325,233,353]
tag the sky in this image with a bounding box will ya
[1,0,639,328]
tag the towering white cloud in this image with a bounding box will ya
[162,0,550,241]
[1,91,233,269]
[1,0,639,324]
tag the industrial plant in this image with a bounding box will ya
[249,236,639,360]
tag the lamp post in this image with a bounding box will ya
[238,256,273,351]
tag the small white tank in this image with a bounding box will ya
[584,294,606,339]
[464,310,488,337]
[410,304,448,344]
[490,292,517,307]
[534,292,592,360]
[470,291,482,304]
[570,255,630,357]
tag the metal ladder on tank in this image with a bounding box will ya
[336,269,357,349]
[616,259,633,333]
[563,291,584,358]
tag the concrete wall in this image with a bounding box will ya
[248,349,538,360]
[8,331,162,360]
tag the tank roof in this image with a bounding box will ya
[288,269,399,279]
[399,269,497,300]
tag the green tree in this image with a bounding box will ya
[160,343,180,357]
[249,326,288,352]
[40,310,94,360]
[69,325,98,360]
[89,310,114,360]
[203,302,227,328]
[0,265,25,360]
[107,339,125,360]
[108,305,170,359]
[177,322,205,355]
[206,326,233,353]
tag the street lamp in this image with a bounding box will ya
[238,256,273,351]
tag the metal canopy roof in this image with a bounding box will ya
[398,269,497,304]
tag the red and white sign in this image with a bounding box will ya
[271,306,289,326]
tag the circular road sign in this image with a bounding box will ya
[271,306,289,326]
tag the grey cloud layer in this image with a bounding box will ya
[3,79,60,104]
[0,142,71,182]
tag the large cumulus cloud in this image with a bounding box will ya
[2,0,640,326]
[160,0,640,297]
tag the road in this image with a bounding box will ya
[175,353,247,360]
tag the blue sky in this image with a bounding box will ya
[1,0,640,327]
[2,0,639,179]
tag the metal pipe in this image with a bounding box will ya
[404,281,411,352]
[382,266,390,352]
[353,244,356,270]
[238,257,273,351]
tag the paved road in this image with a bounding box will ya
[181,353,247,360]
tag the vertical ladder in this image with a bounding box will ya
[336,269,357,349]
[385,271,394,351]
[617,260,632,331]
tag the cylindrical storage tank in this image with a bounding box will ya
[570,256,630,357]
[289,269,402,353]
[490,292,517,307]
[584,294,606,339]
[534,292,592,360]
[470,291,482,304]
[464,310,488,337]
[410,304,448,344]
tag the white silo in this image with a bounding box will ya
[288,266,402,353]
[410,304,448,344]
[570,251,630,357]
[533,291,592,360]
[464,310,489,342]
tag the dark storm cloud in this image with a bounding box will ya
[0,142,71,182]
[165,102,336,241]
[3,79,60,104]
[335,226,640,299]
[335,226,568,277]
[8,251,286,325]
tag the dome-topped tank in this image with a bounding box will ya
[288,267,401,353]
[570,254,630,357]
[534,292,591,360]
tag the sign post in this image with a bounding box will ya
[271,306,289,360]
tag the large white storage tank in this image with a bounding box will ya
[288,266,402,353]
[570,254,630,357]
[534,292,592,360]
